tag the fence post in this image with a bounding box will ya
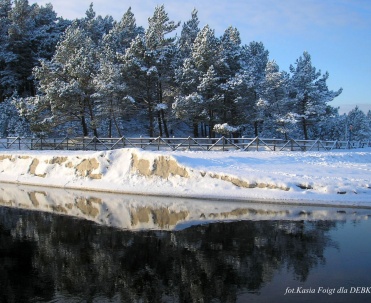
[18,137,21,150]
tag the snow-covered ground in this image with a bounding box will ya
[0,147,370,208]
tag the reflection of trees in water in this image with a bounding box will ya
[0,207,338,302]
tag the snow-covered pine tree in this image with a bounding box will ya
[92,56,134,137]
[177,9,200,64]
[102,7,144,59]
[197,64,223,137]
[94,7,143,137]
[121,35,153,133]
[309,106,345,140]
[173,58,203,137]
[79,3,113,45]
[288,51,342,139]
[18,25,100,136]
[346,106,371,141]
[122,5,179,137]
[0,0,70,135]
[239,41,269,136]
[172,10,202,137]
[17,4,116,137]
[0,98,31,136]
[1,0,36,98]
[0,0,68,99]
[0,0,12,102]
[146,5,179,137]
[258,60,292,138]
[191,25,222,137]
[217,26,243,135]
[32,3,71,61]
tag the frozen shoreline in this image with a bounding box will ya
[0,148,371,208]
[1,182,370,231]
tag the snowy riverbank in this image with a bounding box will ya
[0,148,371,208]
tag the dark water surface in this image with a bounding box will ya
[0,199,371,302]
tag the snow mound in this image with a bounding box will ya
[0,148,371,207]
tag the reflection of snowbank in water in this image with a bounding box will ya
[1,183,370,231]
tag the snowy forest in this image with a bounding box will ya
[0,0,370,140]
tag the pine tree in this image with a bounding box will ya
[177,9,200,63]
[0,0,69,100]
[102,7,143,58]
[2,0,35,97]
[191,25,222,137]
[94,7,143,137]
[19,26,100,136]
[288,51,342,139]
[92,56,134,137]
[0,0,12,102]
[173,58,203,137]
[17,4,115,137]
[310,106,345,140]
[0,98,31,136]
[347,106,371,141]
[239,41,269,136]
[32,3,71,61]
[122,5,179,137]
[146,5,179,137]
[259,60,292,138]
[197,65,223,136]
[218,26,243,135]
[79,3,113,44]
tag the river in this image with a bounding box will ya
[0,182,370,302]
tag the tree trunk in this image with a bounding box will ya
[254,121,259,137]
[86,98,98,137]
[113,115,123,138]
[81,115,88,136]
[160,109,169,138]
[108,118,112,138]
[147,80,154,137]
[302,117,308,140]
[193,121,199,137]
[148,103,154,137]
[157,110,163,136]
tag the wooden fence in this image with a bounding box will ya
[1,136,370,152]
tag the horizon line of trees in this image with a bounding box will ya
[1,0,370,140]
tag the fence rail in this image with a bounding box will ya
[0,136,370,152]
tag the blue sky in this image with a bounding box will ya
[36,0,371,114]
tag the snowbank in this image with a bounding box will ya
[0,148,371,208]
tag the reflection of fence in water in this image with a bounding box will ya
[1,136,370,151]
